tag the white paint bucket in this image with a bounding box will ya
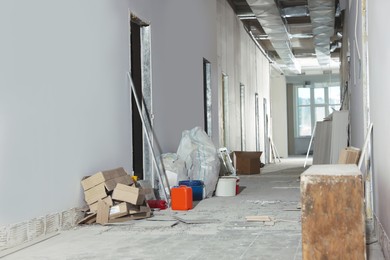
[215,177,236,197]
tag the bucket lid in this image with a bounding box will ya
[178,180,203,186]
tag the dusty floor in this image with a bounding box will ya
[1,158,385,259]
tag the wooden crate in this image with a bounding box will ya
[301,164,366,260]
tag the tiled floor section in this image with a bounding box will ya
[1,158,385,259]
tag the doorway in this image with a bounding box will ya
[221,73,229,147]
[203,59,212,137]
[130,14,152,181]
[240,84,246,151]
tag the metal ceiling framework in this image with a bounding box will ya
[247,0,301,74]
[228,0,342,75]
[308,0,335,67]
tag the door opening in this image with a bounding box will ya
[203,59,212,137]
[130,14,152,181]
[222,73,229,147]
[255,93,260,151]
[131,20,143,179]
[240,84,246,151]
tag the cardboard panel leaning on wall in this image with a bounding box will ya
[270,71,288,158]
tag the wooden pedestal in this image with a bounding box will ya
[301,164,366,260]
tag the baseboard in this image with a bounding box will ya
[0,208,84,252]
[375,215,390,260]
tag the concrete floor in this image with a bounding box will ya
[1,158,385,259]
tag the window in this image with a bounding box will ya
[295,83,341,137]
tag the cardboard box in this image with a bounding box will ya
[338,147,361,165]
[96,200,110,225]
[233,151,263,175]
[109,202,129,220]
[89,196,113,212]
[112,183,145,205]
[104,175,133,192]
[81,167,128,191]
[84,183,107,205]
[128,204,151,215]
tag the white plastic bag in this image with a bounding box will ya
[177,127,220,198]
[160,153,187,187]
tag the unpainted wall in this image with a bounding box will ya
[217,0,270,158]
[366,0,390,254]
[270,71,288,158]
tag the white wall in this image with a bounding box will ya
[347,0,365,149]
[367,0,390,248]
[0,0,146,226]
[0,0,218,226]
[217,0,270,158]
[149,0,218,153]
[270,70,288,158]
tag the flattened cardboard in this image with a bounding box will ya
[128,204,151,215]
[109,202,129,220]
[84,183,107,205]
[89,196,113,212]
[77,213,97,225]
[81,167,127,191]
[108,211,152,223]
[112,183,145,205]
[233,151,263,175]
[128,204,141,214]
[96,200,110,225]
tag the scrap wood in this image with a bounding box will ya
[245,215,299,225]
[245,215,274,222]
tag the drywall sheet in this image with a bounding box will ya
[330,110,349,164]
[313,121,332,164]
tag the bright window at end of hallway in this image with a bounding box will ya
[296,86,312,136]
[295,83,341,137]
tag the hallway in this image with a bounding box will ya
[1,159,384,259]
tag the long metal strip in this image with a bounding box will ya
[127,72,171,205]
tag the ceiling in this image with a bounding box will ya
[227,0,343,75]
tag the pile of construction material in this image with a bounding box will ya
[78,167,152,225]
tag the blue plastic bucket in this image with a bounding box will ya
[178,180,204,201]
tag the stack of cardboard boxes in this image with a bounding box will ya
[78,167,152,225]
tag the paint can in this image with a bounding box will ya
[215,177,237,197]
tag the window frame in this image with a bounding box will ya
[294,84,341,138]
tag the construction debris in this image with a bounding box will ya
[79,167,152,225]
[245,215,273,222]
